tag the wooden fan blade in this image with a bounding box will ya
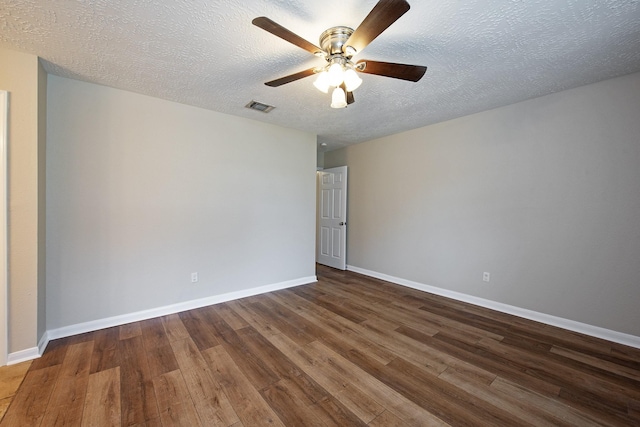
[340,83,355,105]
[252,17,322,56]
[356,60,426,82]
[345,0,410,54]
[346,91,355,105]
[265,68,316,87]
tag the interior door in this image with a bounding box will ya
[317,166,347,270]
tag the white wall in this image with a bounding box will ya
[325,71,640,337]
[47,76,317,330]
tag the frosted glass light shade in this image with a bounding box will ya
[313,71,330,93]
[343,69,362,92]
[328,63,344,87]
[331,87,347,108]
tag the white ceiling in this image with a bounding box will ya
[2,0,640,151]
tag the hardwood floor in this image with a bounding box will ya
[0,360,31,421]
[2,265,640,426]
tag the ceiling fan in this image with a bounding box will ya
[252,0,427,108]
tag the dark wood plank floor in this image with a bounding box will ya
[3,265,640,426]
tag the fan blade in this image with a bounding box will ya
[356,60,426,82]
[252,17,322,56]
[345,0,410,54]
[340,83,355,105]
[265,68,316,87]
[346,91,355,105]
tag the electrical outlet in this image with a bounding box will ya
[483,272,490,282]
[191,272,198,283]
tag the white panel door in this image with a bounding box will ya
[317,166,347,270]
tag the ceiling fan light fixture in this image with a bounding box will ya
[313,71,331,93]
[343,68,362,92]
[328,62,344,87]
[331,87,347,109]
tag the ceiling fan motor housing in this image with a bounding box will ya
[319,26,355,57]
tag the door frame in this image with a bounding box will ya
[0,90,8,366]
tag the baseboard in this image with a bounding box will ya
[41,275,316,353]
[7,346,40,365]
[4,331,50,366]
[347,265,640,349]
[38,330,50,356]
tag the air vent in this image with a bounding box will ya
[245,100,275,113]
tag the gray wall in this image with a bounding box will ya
[47,76,317,330]
[325,71,640,336]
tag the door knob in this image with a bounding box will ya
[339,222,346,226]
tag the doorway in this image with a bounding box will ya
[316,166,347,270]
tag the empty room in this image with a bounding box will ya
[1,0,640,425]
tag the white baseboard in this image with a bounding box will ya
[7,346,40,365]
[5,331,50,365]
[47,275,317,342]
[347,265,640,349]
[24,275,317,360]
[38,330,50,355]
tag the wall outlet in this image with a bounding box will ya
[483,272,490,282]
[191,272,198,283]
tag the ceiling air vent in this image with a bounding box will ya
[245,100,275,113]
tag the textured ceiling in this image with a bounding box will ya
[2,0,640,151]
